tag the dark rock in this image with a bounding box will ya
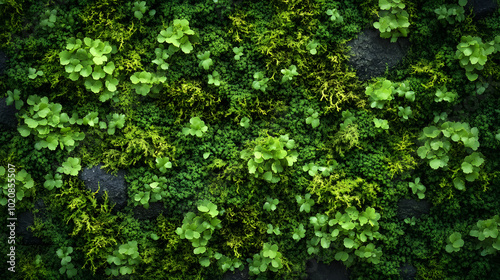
[133,202,166,220]
[79,164,128,210]
[222,266,249,280]
[400,263,417,280]
[17,211,45,245]
[306,259,349,280]
[467,0,498,19]
[347,28,410,81]
[0,50,7,76]
[397,199,431,220]
[0,98,18,128]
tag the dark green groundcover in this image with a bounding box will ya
[1,0,499,279]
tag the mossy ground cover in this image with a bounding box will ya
[1,0,499,279]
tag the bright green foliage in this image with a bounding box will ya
[208,70,221,86]
[233,46,244,60]
[0,168,35,206]
[263,196,279,211]
[281,65,298,83]
[57,157,82,176]
[459,152,485,182]
[373,118,389,130]
[296,193,315,213]
[175,200,222,264]
[130,71,166,96]
[56,247,77,278]
[434,86,458,102]
[395,82,415,102]
[197,51,213,70]
[59,37,118,101]
[326,9,343,23]
[132,1,155,19]
[409,177,426,199]
[240,134,299,183]
[433,112,448,124]
[306,40,320,55]
[155,157,172,173]
[28,67,43,79]
[157,19,199,54]
[240,117,250,128]
[133,176,169,209]
[182,117,208,137]
[455,36,496,81]
[404,217,417,226]
[292,223,306,241]
[39,9,57,29]
[434,1,466,24]
[105,241,141,276]
[214,253,243,273]
[100,113,126,135]
[305,108,320,128]
[17,95,85,151]
[252,72,269,92]
[365,79,395,109]
[469,215,500,256]
[302,161,337,177]
[152,45,170,70]
[307,207,383,265]
[43,173,63,190]
[82,112,99,127]
[5,89,23,110]
[340,110,356,130]
[373,0,410,42]
[247,243,283,275]
[267,224,281,235]
[445,232,464,253]
[398,106,412,121]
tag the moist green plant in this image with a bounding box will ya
[130,71,166,96]
[240,134,298,183]
[240,117,250,128]
[305,108,320,128]
[43,173,63,190]
[133,176,169,209]
[469,215,500,256]
[82,112,99,127]
[247,243,284,276]
[57,157,82,176]
[266,224,281,235]
[326,8,343,24]
[100,113,126,135]
[132,1,155,19]
[373,118,389,130]
[455,36,496,81]
[182,117,208,137]
[434,86,458,102]
[365,79,395,109]
[157,19,199,54]
[373,0,410,42]
[252,72,269,92]
[56,247,77,278]
[281,65,299,83]
[434,0,467,24]
[208,70,221,86]
[39,9,57,29]
[5,89,24,109]
[398,106,412,121]
[214,253,243,273]
[395,81,415,102]
[152,45,170,70]
[340,110,356,130]
[295,193,315,213]
[306,40,320,55]
[409,177,426,199]
[155,157,172,173]
[233,46,244,60]
[0,167,35,206]
[292,223,306,241]
[197,51,214,70]
[105,241,141,276]
[302,161,337,177]
[17,95,85,151]
[445,232,464,253]
[263,196,279,212]
[28,67,43,79]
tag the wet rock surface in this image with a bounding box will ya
[79,164,128,210]
[306,259,349,280]
[398,199,431,220]
[0,98,18,128]
[133,202,166,220]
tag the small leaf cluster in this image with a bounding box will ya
[373,0,410,42]
[17,95,85,151]
[326,9,343,24]
[247,243,283,275]
[232,46,244,60]
[208,70,221,86]
[99,113,126,135]
[281,65,298,83]
[455,35,498,81]
[365,79,395,109]
[434,0,467,25]
[240,117,250,128]
[295,193,315,213]
[39,9,57,29]
[409,177,426,199]
[469,215,500,256]
[44,173,63,190]
[305,108,320,128]
[394,81,415,102]
[5,89,24,109]
[132,1,155,20]
[158,19,199,54]
[82,112,99,127]
[252,72,269,92]
[306,40,320,55]
[56,247,77,278]
[0,167,35,206]
[302,161,337,177]
[373,118,389,130]
[266,224,281,235]
[59,37,118,101]
[214,253,243,273]
[292,224,307,241]
[434,86,458,102]
[130,71,166,96]
[155,157,172,173]
[133,175,169,209]
[240,134,298,183]
[28,67,44,79]
[197,51,214,70]
[307,206,383,265]
[445,232,464,253]
[152,45,171,70]
[398,106,412,121]
[105,241,141,276]
[339,110,356,130]
[182,117,208,137]
[57,157,82,176]
[263,196,279,211]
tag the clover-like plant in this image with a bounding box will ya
[247,243,283,276]
[152,45,170,70]
[157,19,199,54]
[28,67,44,79]
[373,118,389,130]
[398,106,412,121]
[339,110,356,130]
[292,223,306,241]
[240,134,298,183]
[302,162,336,177]
[40,9,57,29]
[296,193,315,213]
[409,177,426,199]
[445,232,464,253]
[435,0,467,24]
[130,71,166,96]
[57,157,82,176]
[214,253,243,273]
[469,215,500,256]
[82,112,99,127]
[240,117,250,128]
[326,8,343,23]
[395,82,415,102]
[44,173,63,190]
[155,157,172,173]
[263,196,279,211]
[105,241,141,276]
[233,46,244,60]
[252,72,269,92]
[6,89,23,110]
[182,117,208,137]
[267,224,282,235]
[306,40,320,55]
[434,86,457,102]
[373,0,410,42]
[208,70,221,86]
[197,51,213,70]
[281,65,299,83]
[132,1,155,19]
[305,108,320,128]
[102,113,126,135]
[56,247,77,278]
[455,36,495,81]
[133,176,169,209]
[365,79,395,109]
[0,168,35,206]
